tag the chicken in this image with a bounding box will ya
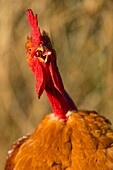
[5,9,113,170]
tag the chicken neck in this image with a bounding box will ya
[44,65,77,120]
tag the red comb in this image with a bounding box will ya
[27,9,42,46]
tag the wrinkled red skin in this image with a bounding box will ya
[26,9,77,120]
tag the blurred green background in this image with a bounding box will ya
[0,0,113,169]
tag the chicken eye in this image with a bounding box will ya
[29,48,32,51]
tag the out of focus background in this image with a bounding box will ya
[1,0,113,169]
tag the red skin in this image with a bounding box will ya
[26,9,77,120]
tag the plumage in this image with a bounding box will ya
[5,111,113,169]
[5,9,113,170]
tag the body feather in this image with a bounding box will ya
[5,111,113,170]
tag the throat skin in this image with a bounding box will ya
[44,64,77,120]
[45,87,77,119]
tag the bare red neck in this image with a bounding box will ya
[42,63,77,120]
[46,87,77,120]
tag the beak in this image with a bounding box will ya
[37,44,44,52]
[35,44,51,63]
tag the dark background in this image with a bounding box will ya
[1,0,113,169]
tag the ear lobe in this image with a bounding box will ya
[49,61,64,94]
[35,63,45,98]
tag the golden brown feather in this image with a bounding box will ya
[5,111,113,170]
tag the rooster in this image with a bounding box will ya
[5,9,113,170]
